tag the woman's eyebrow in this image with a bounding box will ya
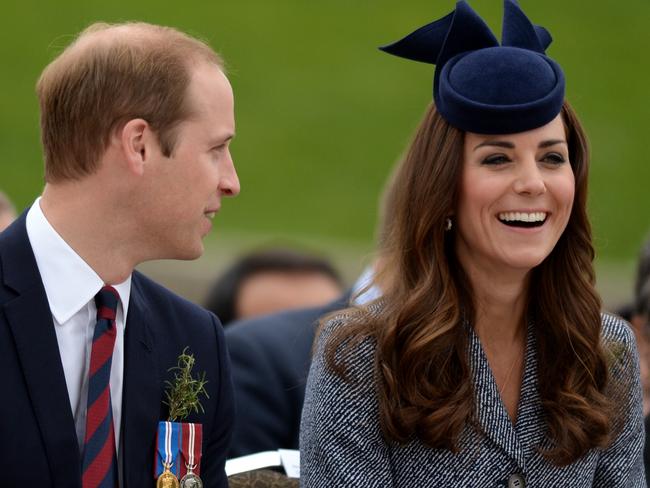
[473,139,568,151]
[539,139,567,148]
[473,140,515,151]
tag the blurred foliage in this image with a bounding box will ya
[1,0,648,259]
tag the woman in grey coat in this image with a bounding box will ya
[300,1,645,487]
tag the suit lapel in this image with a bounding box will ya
[121,276,160,488]
[1,214,81,487]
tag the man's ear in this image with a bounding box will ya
[120,118,152,176]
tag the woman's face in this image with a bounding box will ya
[455,114,575,275]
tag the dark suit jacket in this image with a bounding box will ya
[225,293,349,457]
[0,214,234,487]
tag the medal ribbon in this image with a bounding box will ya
[155,421,182,478]
[180,422,203,478]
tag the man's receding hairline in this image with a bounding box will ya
[68,22,223,69]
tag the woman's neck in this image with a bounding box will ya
[463,258,530,347]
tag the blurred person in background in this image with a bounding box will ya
[225,170,397,458]
[300,2,645,486]
[613,240,650,322]
[625,235,650,483]
[224,261,383,458]
[204,248,344,327]
[0,190,16,231]
[626,235,650,414]
[0,22,239,487]
[633,273,650,483]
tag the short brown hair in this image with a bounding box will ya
[37,22,224,182]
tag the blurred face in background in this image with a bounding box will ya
[235,271,343,321]
[0,207,16,232]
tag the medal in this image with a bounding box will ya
[180,471,203,488]
[179,422,203,482]
[155,421,182,483]
[157,464,180,488]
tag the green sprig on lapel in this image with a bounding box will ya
[163,347,209,421]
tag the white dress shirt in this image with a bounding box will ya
[25,198,131,457]
[352,266,382,305]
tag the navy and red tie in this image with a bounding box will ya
[82,286,120,488]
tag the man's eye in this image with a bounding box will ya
[542,152,566,164]
[481,154,510,165]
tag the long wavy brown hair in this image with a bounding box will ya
[324,101,612,465]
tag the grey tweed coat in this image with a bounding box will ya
[300,313,645,487]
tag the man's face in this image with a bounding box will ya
[143,62,239,260]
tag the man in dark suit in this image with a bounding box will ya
[225,294,350,457]
[0,22,239,487]
[225,263,383,458]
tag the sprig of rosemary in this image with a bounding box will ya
[164,347,210,422]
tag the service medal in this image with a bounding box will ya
[179,422,203,482]
[157,466,180,488]
[180,472,203,488]
[155,421,182,483]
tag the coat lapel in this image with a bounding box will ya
[1,214,81,487]
[514,322,545,462]
[121,276,160,488]
[468,322,527,469]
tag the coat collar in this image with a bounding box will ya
[468,319,542,471]
[1,212,82,487]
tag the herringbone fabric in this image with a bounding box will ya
[82,286,119,488]
[300,312,646,487]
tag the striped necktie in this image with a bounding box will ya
[82,286,120,488]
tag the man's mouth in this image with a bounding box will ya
[497,211,548,228]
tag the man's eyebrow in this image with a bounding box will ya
[538,139,566,148]
[473,140,515,151]
[211,133,235,145]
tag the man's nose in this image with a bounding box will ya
[219,150,240,197]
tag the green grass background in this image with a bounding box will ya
[1,0,648,302]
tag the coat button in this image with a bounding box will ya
[508,474,525,488]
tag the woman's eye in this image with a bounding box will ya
[542,152,566,164]
[481,154,511,165]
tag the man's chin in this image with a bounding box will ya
[168,240,205,261]
[183,244,205,261]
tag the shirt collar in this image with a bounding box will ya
[25,197,131,324]
[352,266,382,306]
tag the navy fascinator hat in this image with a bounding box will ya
[380,0,565,134]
